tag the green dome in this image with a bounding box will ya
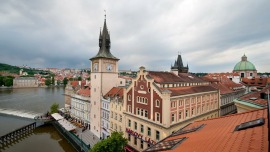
[233,55,256,71]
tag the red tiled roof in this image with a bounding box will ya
[77,87,91,97]
[178,73,205,83]
[105,87,124,98]
[242,78,267,86]
[71,81,79,87]
[147,72,205,83]
[146,108,268,152]
[210,83,233,95]
[119,75,132,80]
[162,86,217,96]
[239,86,270,106]
[148,71,183,83]
[204,75,243,90]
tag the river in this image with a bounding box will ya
[0,87,76,152]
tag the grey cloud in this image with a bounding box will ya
[0,0,269,72]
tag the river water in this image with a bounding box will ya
[0,87,76,152]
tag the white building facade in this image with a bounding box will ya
[101,98,110,139]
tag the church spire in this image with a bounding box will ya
[90,15,119,61]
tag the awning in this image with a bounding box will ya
[51,113,64,120]
[58,119,76,131]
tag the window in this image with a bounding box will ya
[115,124,117,130]
[191,108,194,116]
[145,110,148,118]
[156,113,160,122]
[156,100,160,107]
[134,122,137,130]
[140,140,144,149]
[172,113,175,122]
[179,111,182,120]
[141,109,143,116]
[140,85,144,89]
[111,112,113,118]
[156,130,160,141]
[179,100,183,106]
[172,124,205,137]
[137,108,140,115]
[235,118,265,131]
[128,119,131,127]
[128,105,131,112]
[185,110,189,118]
[115,113,117,120]
[119,115,122,122]
[141,124,144,133]
[134,137,137,145]
[144,138,187,152]
[128,134,131,141]
[128,95,131,101]
[148,127,151,136]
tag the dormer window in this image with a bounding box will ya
[234,118,264,131]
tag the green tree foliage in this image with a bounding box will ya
[0,75,14,87]
[89,132,127,152]
[78,76,82,81]
[4,77,13,86]
[45,78,51,86]
[0,75,4,86]
[50,103,59,114]
[0,63,44,75]
[52,76,55,85]
[63,77,68,86]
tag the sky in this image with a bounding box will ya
[0,0,269,73]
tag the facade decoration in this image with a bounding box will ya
[124,66,220,151]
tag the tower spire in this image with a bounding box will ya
[90,14,119,61]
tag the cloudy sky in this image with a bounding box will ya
[0,0,269,72]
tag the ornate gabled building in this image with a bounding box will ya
[124,67,220,151]
[171,54,189,74]
[90,18,120,138]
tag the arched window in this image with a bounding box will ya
[156,100,160,107]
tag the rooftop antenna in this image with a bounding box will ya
[104,10,106,20]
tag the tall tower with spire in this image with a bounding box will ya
[90,17,119,138]
[171,54,189,74]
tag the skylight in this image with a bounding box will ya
[144,137,187,152]
[171,124,205,137]
[234,118,264,131]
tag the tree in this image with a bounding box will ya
[50,103,59,114]
[78,76,82,81]
[57,80,61,85]
[63,77,68,86]
[0,75,4,86]
[45,78,51,86]
[52,76,55,85]
[89,132,127,152]
[4,78,13,86]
